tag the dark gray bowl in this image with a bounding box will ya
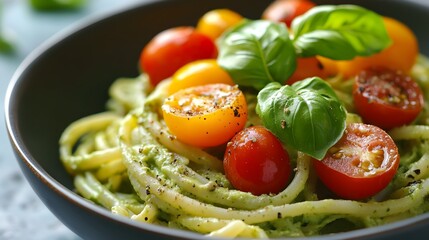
[5,0,429,239]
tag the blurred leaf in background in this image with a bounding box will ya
[0,0,15,54]
[29,0,87,11]
[0,36,14,53]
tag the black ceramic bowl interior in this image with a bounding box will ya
[5,0,429,239]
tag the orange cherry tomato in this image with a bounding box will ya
[314,123,400,200]
[140,27,218,86]
[162,84,247,147]
[224,126,291,196]
[336,17,419,78]
[316,56,339,77]
[286,57,331,84]
[353,67,423,130]
[196,9,243,40]
[262,0,316,27]
[168,59,235,95]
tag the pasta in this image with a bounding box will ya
[59,54,429,238]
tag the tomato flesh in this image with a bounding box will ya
[140,27,218,86]
[353,67,423,130]
[262,0,316,27]
[224,126,291,196]
[162,84,247,147]
[314,123,400,200]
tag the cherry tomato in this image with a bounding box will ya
[196,9,243,40]
[262,0,316,27]
[316,56,339,77]
[313,123,400,200]
[353,67,423,130]
[162,84,247,147]
[286,57,331,84]
[168,59,235,95]
[224,126,291,196]
[336,17,419,78]
[140,27,218,86]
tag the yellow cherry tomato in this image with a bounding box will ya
[162,84,247,147]
[196,9,243,40]
[336,17,419,78]
[168,59,235,95]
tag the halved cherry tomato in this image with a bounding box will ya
[336,17,419,78]
[224,126,291,196]
[168,59,235,95]
[196,9,243,40]
[162,84,247,147]
[353,67,423,130]
[262,0,316,27]
[313,123,400,200]
[286,57,331,84]
[140,27,218,86]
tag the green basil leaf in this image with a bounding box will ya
[218,19,296,90]
[291,5,391,60]
[256,78,347,159]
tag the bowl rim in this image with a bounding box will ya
[4,0,429,239]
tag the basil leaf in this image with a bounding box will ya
[257,78,347,159]
[218,20,296,90]
[291,5,391,60]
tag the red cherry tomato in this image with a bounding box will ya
[140,27,218,86]
[314,123,400,200]
[262,0,316,27]
[353,67,424,130]
[224,126,291,196]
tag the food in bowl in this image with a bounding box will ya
[58,0,429,238]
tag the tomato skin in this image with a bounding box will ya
[140,27,218,86]
[196,9,243,40]
[353,67,424,130]
[168,59,235,94]
[262,0,316,27]
[162,84,247,147]
[224,126,291,196]
[287,57,331,84]
[336,17,419,78]
[313,123,400,200]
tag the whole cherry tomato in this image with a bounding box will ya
[224,126,291,196]
[140,27,217,86]
[314,123,400,200]
[353,67,423,130]
[168,59,235,95]
[262,0,316,27]
[162,84,247,147]
[196,9,243,40]
[336,17,419,78]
